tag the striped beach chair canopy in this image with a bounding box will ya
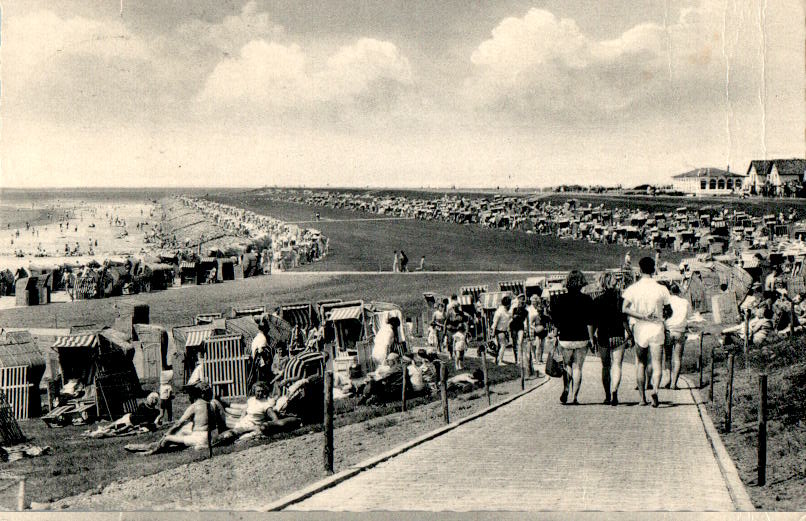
[498,280,525,295]
[179,261,197,269]
[457,294,474,306]
[478,291,513,310]
[231,305,265,318]
[276,302,316,330]
[195,312,223,325]
[459,285,488,300]
[52,333,99,350]
[278,351,325,388]
[328,305,363,322]
[185,328,214,348]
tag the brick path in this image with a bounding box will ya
[290,356,737,511]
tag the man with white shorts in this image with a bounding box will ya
[622,257,671,408]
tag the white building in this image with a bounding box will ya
[745,159,806,195]
[671,168,746,196]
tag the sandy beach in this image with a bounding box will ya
[0,198,161,273]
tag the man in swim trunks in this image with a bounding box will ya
[622,257,671,408]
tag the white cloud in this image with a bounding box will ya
[2,9,148,93]
[197,37,413,112]
[463,2,762,120]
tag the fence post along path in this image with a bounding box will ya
[439,362,449,424]
[757,373,767,486]
[323,370,334,475]
[725,351,735,433]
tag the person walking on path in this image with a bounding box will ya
[593,274,630,406]
[622,257,671,408]
[492,295,512,365]
[664,283,693,390]
[552,270,595,405]
[509,294,528,369]
[526,295,547,375]
[529,294,550,364]
[392,251,400,272]
[399,251,409,272]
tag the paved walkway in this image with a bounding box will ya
[290,356,738,511]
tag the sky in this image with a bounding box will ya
[0,0,803,188]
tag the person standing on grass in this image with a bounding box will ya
[593,274,630,406]
[664,283,693,390]
[552,270,595,405]
[399,251,409,272]
[492,295,512,365]
[392,250,400,272]
[444,295,464,358]
[431,301,447,353]
[622,257,671,408]
[509,294,528,370]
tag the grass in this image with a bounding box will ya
[2,273,542,331]
[0,352,518,507]
[207,192,666,272]
[701,336,806,511]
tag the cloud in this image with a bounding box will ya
[463,2,762,121]
[197,37,413,115]
[2,9,148,87]
[1,2,286,125]
[172,0,285,56]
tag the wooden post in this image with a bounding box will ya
[519,339,525,390]
[17,479,25,511]
[207,426,213,459]
[758,373,767,486]
[790,299,796,337]
[439,363,449,424]
[323,370,334,474]
[698,333,704,388]
[708,343,715,401]
[481,339,491,405]
[743,312,750,365]
[725,352,735,433]
[401,362,408,412]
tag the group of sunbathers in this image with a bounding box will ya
[115,379,301,455]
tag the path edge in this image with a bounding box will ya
[682,376,755,512]
[262,375,551,511]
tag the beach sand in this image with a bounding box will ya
[0,199,161,273]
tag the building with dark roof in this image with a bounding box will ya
[746,159,806,195]
[671,168,746,195]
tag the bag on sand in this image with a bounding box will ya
[544,345,564,378]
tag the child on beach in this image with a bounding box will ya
[158,368,174,425]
